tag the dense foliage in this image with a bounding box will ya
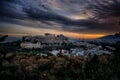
[0,46,119,80]
[0,36,120,80]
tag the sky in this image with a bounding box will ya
[0,0,120,39]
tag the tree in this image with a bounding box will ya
[0,35,16,72]
[112,41,120,79]
[0,35,8,42]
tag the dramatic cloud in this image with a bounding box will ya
[88,0,120,18]
[0,0,120,38]
[88,0,120,27]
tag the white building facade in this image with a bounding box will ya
[21,42,41,48]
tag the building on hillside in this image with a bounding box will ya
[21,33,69,48]
[20,42,41,48]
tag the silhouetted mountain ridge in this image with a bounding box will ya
[98,32,120,40]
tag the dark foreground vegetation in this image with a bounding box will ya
[0,36,120,80]
[0,42,119,80]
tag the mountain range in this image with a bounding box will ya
[99,32,120,39]
[0,32,120,43]
[96,32,120,43]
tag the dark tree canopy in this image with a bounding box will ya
[0,35,8,42]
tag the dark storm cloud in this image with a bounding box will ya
[0,0,119,34]
[88,0,120,18]
[86,0,120,33]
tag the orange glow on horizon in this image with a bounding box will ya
[1,32,105,39]
[63,32,105,39]
[0,27,106,39]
